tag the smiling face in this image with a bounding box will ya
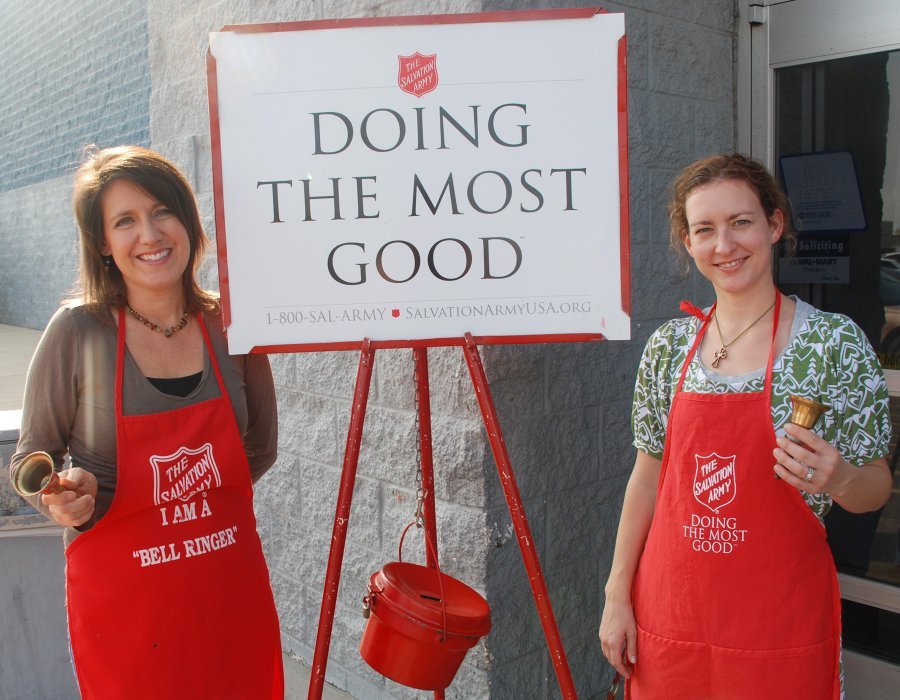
[100,178,191,302]
[682,178,784,299]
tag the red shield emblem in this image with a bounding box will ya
[150,442,222,505]
[398,52,438,97]
[693,452,737,513]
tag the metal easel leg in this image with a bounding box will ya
[308,339,375,700]
[462,333,578,699]
[413,347,446,700]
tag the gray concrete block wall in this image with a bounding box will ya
[0,0,151,329]
[0,0,151,192]
[0,177,78,327]
[0,0,736,697]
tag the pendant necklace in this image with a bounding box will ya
[711,299,776,369]
[127,305,190,338]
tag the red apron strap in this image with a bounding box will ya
[675,292,782,399]
[762,292,782,407]
[675,302,715,394]
[196,311,229,393]
[115,307,126,423]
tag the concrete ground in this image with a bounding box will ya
[0,324,354,700]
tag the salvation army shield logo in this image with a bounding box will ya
[398,52,438,97]
[693,452,737,513]
[150,442,222,505]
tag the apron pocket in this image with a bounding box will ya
[629,625,838,700]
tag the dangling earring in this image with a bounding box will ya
[103,255,112,272]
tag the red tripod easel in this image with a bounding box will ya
[306,334,578,699]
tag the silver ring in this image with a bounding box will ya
[804,466,815,482]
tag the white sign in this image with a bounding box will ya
[780,152,866,232]
[778,256,850,284]
[208,9,630,353]
[777,236,849,284]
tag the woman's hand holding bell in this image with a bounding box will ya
[41,467,98,527]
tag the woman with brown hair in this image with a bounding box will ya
[599,153,892,698]
[10,146,283,698]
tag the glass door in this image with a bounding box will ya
[742,2,900,696]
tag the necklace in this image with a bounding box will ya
[127,305,190,338]
[711,299,777,368]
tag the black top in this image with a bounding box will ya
[147,371,203,397]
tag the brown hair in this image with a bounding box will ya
[667,153,796,267]
[71,145,217,313]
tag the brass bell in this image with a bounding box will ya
[11,451,63,498]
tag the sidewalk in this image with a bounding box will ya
[0,323,353,700]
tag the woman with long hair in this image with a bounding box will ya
[10,146,283,698]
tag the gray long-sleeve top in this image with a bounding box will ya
[9,304,278,548]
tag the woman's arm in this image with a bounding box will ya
[10,308,99,527]
[599,450,661,679]
[242,352,278,483]
[774,426,891,513]
[773,313,893,513]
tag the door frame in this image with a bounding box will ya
[738,0,900,160]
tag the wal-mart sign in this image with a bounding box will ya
[207,8,629,353]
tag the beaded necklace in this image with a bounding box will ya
[127,305,190,338]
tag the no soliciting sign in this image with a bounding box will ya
[207,8,630,353]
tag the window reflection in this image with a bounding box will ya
[774,48,900,666]
[830,394,899,587]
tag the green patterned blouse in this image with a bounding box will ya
[632,298,891,520]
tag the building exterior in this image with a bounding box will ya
[2,1,897,698]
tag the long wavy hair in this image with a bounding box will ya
[70,145,217,315]
[667,153,797,270]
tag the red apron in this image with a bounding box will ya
[66,309,283,699]
[629,295,841,699]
